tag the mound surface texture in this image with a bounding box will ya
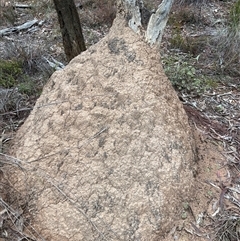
[12,17,196,241]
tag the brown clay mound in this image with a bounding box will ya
[10,17,197,240]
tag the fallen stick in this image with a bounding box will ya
[0,19,38,36]
[13,4,32,9]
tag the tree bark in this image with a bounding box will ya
[53,0,86,62]
[146,0,174,46]
[118,0,174,46]
[117,0,143,33]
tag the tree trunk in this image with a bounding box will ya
[146,0,174,46]
[53,0,86,62]
[118,0,174,46]
[117,0,143,33]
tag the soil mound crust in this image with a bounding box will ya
[10,17,197,240]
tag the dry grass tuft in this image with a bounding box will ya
[210,185,240,241]
[80,0,116,26]
[0,1,17,26]
[0,155,45,241]
[213,28,240,76]
[212,0,240,76]
[213,213,240,241]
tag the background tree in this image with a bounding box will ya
[53,0,86,62]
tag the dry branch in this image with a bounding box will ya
[13,4,32,9]
[43,57,65,70]
[0,19,39,37]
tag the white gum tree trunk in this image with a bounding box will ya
[117,0,143,33]
[146,0,174,45]
[118,0,174,46]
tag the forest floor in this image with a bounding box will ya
[0,0,239,240]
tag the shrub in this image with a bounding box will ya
[0,59,42,97]
[162,55,218,94]
[17,79,36,95]
[0,60,23,88]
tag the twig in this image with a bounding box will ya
[210,127,232,141]
[13,4,32,9]
[78,126,109,149]
[0,101,69,116]
[0,153,24,170]
[0,19,39,36]
[202,92,233,97]
[43,57,65,70]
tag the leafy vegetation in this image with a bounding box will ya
[17,79,36,95]
[0,60,23,88]
[162,55,218,94]
[0,59,38,95]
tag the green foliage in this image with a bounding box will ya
[0,60,23,88]
[170,31,186,49]
[18,79,36,95]
[162,56,218,94]
[0,60,38,95]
